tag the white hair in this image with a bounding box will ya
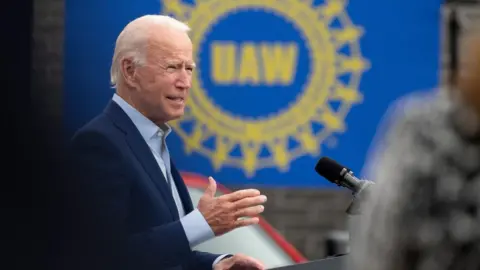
[109,15,190,88]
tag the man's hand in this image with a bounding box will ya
[214,254,265,270]
[197,177,267,236]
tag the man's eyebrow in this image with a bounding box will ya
[177,61,196,67]
[164,60,196,68]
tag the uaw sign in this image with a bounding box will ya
[64,0,441,186]
[165,0,368,178]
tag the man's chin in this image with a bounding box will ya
[165,111,185,122]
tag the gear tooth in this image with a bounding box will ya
[242,144,258,177]
[331,26,363,48]
[244,166,256,178]
[270,141,290,169]
[332,85,363,103]
[211,137,230,170]
[187,123,204,149]
[184,144,193,155]
[298,129,319,154]
[337,55,370,74]
[211,158,223,171]
[318,0,346,21]
[320,111,345,132]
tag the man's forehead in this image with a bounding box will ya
[161,53,194,63]
[149,32,191,49]
[147,45,194,64]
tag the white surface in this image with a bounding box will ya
[188,187,297,269]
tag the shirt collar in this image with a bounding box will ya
[112,93,171,141]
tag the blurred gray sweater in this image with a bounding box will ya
[350,88,480,270]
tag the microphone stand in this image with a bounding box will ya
[343,180,375,262]
[345,180,375,216]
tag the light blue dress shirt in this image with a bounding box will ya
[112,94,229,267]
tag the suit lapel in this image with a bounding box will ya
[170,162,194,213]
[104,101,179,220]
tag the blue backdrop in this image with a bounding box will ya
[64,0,442,187]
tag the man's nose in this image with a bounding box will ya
[176,71,191,89]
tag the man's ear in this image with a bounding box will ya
[120,58,138,88]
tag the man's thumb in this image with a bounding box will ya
[205,176,217,197]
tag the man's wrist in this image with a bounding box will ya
[180,209,215,247]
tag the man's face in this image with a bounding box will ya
[131,31,194,123]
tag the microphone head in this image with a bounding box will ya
[314,156,349,183]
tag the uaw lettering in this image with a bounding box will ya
[210,42,297,85]
[164,0,369,177]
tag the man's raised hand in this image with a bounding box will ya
[197,177,267,236]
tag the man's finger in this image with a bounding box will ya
[233,254,265,269]
[234,205,264,218]
[233,195,267,209]
[221,189,260,202]
[234,217,260,228]
[204,176,217,197]
[216,257,236,270]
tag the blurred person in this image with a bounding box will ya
[65,15,266,270]
[350,34,480,270]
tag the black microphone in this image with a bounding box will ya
[314,157,365,193]
[315,156,374,215]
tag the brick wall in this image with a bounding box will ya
[32,0,479,261]
[256,188,352,259]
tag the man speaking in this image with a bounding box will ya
[66,15,266,270]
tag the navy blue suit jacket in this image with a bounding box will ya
[66,101,221,270]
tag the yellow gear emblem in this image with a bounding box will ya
[165,0,370,177]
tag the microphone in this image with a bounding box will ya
[315,157,365,193]
[315,156,374,215]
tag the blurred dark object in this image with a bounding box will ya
[350,33,480,270]
[324,230,349,257]
[3,1,66,269]
[445,0,480,85]
[448,6,460,85]
[3,0,35,269]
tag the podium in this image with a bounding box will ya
[269,255,347,270]
[268,180,371,270]
[268,210,362,270]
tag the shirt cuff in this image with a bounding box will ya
[180,208,215,248]
[212,254,232,268]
